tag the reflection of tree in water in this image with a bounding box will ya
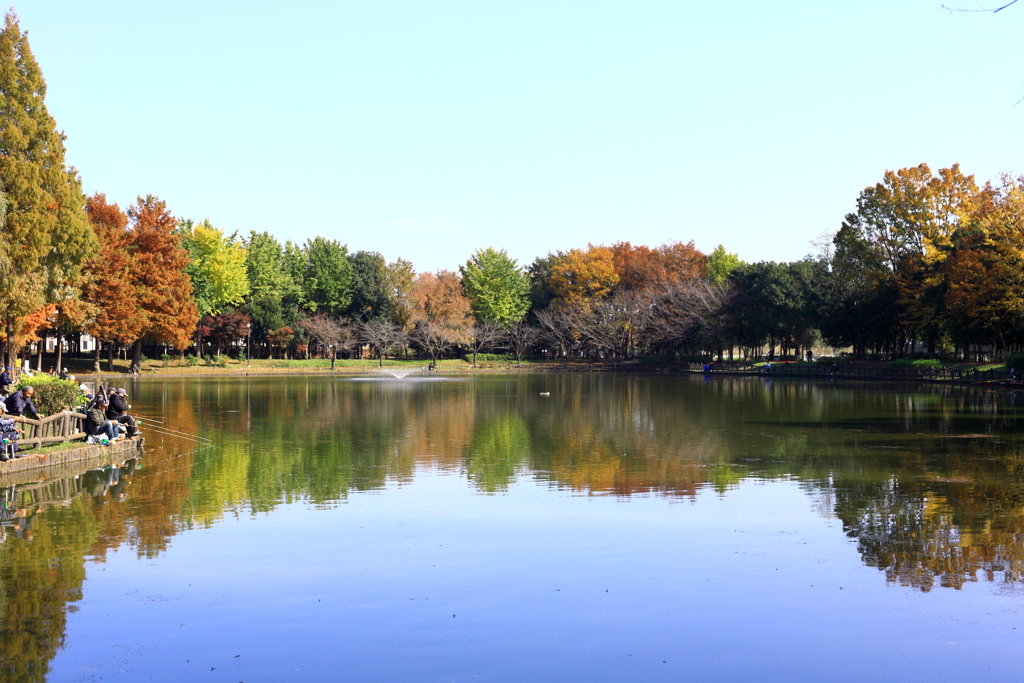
[464,408,531,492]
[0,463,137,682]
[833,441,1024,592]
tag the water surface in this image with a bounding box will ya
[2,374,1023,681]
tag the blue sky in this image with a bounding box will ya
[14,0,1024,273]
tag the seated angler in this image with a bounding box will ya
[84,398,119,443]
[106,388,139,437]
[0,402,20,460]
[4,385,40,420]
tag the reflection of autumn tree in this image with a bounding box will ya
[0,476,109,682]
[834,441,1024,591]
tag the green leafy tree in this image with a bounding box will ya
[303,237,352,316]
[242,232,304,354]
[527,253,561,315]
[460,247,531,328]
[0,11,97,369]
[706,245,742,284]
[348,251,393,321]
[179,219,250,316]
[385,258,416,328]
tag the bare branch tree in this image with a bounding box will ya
[535,306,581,365]
[298,312,352,370]
[466,321,505,367]
[649,279,733,358]
[575,289,654,360]
[411,320,459,364]
[506,321,542,367]
[358,319,399,367]
[387,323,410,361]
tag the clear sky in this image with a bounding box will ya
[12,0,1024,273]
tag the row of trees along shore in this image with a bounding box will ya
[3,11,1024,372]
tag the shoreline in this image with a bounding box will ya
[69,362,1019,389]
[0,435,145,482]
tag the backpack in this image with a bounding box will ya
[0,417,18,456]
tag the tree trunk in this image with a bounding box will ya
[195,329,203,358]
[105,341,115,373]
[55,324,64,374]
[36,337,44,372]
[93,343,101,374]
[131,339,142,371]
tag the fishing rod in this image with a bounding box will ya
[139,423,217,443]
[145,426,222,448]
[131,414,168,425]
[120,413,214,441]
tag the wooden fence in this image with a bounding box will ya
[14,411,87,450]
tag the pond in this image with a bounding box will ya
[1,373,1023,682]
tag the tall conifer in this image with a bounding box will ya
[0,10,95,369]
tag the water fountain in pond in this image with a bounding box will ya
[374,366,426,380]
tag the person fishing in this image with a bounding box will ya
[0,402,20,460]
[106,388,140,437]
[81,397,119,443]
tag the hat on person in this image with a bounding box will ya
[85,394,94,400]
[117,388,127,395]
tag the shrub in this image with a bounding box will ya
[1006,352,1024,372]
[160,353,171,367]
[186,354,199,367]
[476,353,513,362]
[888,358,943,370]
[12,375,83,415]
[139,353,149,363]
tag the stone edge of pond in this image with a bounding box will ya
[0,436,144,484]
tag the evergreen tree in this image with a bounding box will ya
[0,11,96,369]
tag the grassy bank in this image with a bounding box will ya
[63,356,550,378]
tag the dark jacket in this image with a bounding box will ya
[107,394,129,419]
[86,407,110,429]
[5,390,39,418]
[0,370,11,387]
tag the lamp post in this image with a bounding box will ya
[246,323,251,367]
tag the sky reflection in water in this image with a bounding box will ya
[2,374,1023,682]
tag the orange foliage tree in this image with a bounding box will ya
[549,245,619,306]
[124,196,198,367]
[410,270,473,360]
[608,241,706,290]
[81,194,143,371]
